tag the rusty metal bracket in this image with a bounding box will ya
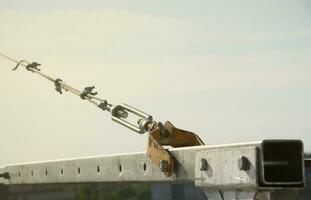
[147,121,204,177]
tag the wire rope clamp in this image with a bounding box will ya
[80,86,98,99]
[98,100,109,111]
[54,79,63,94]
[26,62,41,72]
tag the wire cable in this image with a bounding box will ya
[0,52,111,109]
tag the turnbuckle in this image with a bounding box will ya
[111,103,153,134]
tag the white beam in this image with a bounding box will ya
[0,140,305,193]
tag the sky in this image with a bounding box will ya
[0,0,310,165]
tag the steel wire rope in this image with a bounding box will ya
[0,52,111,109]
[0,52,155,133]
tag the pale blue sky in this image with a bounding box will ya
[0,0,310,165]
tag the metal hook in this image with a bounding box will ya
[12,60,30,71]
[80,86,98,99]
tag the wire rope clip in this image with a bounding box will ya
[98,100,108,111]
[54,79,63,94]
[80,86,98,99]
[26,62,41,72]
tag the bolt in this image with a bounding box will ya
[159,160,168,172]
[200,158,208,171]
[238,156,250,171]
